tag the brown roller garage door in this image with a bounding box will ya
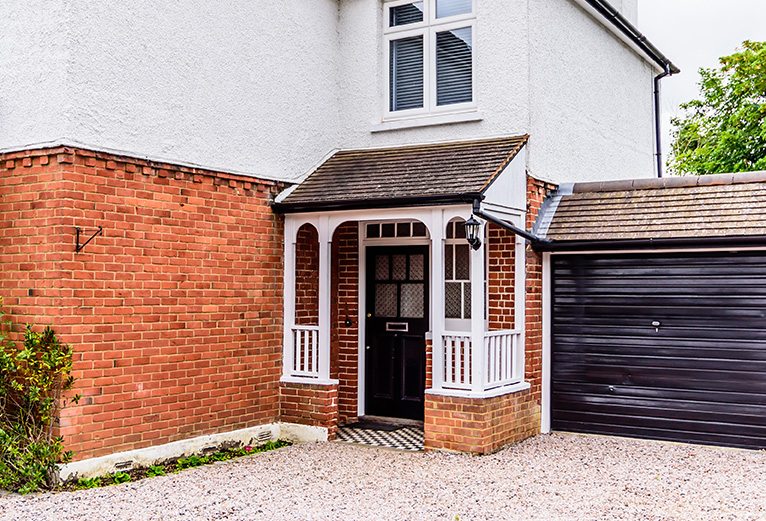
[551,250,766,449]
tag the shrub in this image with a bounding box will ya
[0,300,80,493]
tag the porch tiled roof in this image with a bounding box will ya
[274,135,528,212]
[535,171,766,241]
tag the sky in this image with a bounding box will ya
[636,0,766,163]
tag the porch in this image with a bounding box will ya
[272,136,543,453]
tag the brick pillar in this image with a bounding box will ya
[280,382,339,440]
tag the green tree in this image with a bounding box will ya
[669,40,766,175]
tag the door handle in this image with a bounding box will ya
[366,346,370,350]
[367,313,372,318]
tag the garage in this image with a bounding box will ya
[533,172,766,450]
[551,251,766,450]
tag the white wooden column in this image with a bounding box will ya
[513,215,527,382]
[317,215,332,382]
[470,221,486,393]
[430,208,446,391]
[282,218,297,379]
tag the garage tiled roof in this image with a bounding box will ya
[536,171,766,241]
[274,135,528,212]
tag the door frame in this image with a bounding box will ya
[358,227,432,418]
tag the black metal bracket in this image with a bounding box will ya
[75,226,103,253]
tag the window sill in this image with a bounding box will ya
[371,110,483,133]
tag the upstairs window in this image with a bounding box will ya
[384,0,475,117]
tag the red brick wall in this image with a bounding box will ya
[280,382,338,439]
[330,222,359,424]
[0,147,285,460]
[424,390,540,454]
[525,175,556,403]
[295,224,319,326]
[487,223,516,330]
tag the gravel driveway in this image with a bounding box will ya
[2,433,765,521]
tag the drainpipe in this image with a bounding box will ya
[654,65,672,178]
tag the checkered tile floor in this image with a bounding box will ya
[336,425,424,452]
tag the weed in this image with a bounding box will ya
[146,465,166,477]
[109,471,131,485]
[76,477,102,490]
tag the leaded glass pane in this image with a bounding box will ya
[445,244,454,281]
[412,222,427,237]
[375,255,390,281]
[390,2,424,26]
[397,222,411,237]
[436,0,472,18]
[446,282,462,318]
[392,254,407,280]
[367,223,380,238]
[446,221,454,239]
[382,223,396,237]
[376,283,398,317]
[463,282,472,319]
[410,254,424,280]
[454,220,467,239]
[455,244,470,280]
[401,283,424,318]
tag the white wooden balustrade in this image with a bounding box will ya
[442,333,473,390]
[290,325,320,378]
[440,329,522,393]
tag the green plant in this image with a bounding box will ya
[108,471,131,485]
[670,40,766,175]
[146,465,166,477]
[76,477,102,490]
[176,454,209,470]
[0,299,80,494]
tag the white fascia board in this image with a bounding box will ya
[569,0,665,74]
[481,145,527,213]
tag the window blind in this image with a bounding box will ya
[436,27,472,106]
[390,36,424,112]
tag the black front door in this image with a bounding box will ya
[365,246,429,420]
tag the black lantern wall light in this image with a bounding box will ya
[464,216,482,250]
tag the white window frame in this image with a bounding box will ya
[383,0,477,122]
[444,218,472,331]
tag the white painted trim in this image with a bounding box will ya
[58,423,328,482]
[541,252,552,434]
[357,223,366,417]
[431,207,446,391]
[318,216,332,381]
[514,218,527,382]
[371,110,483,132]
[568,0,665,73]
[280,376,340,386]
[282,219,298,380]
[470,219,486,393]
[425,380,531,399]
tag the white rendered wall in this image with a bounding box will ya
[2,0,657,185]
[527,0,656,182]
[0,0,70,148]
[1,0,343,183]
[337,0,530,151]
